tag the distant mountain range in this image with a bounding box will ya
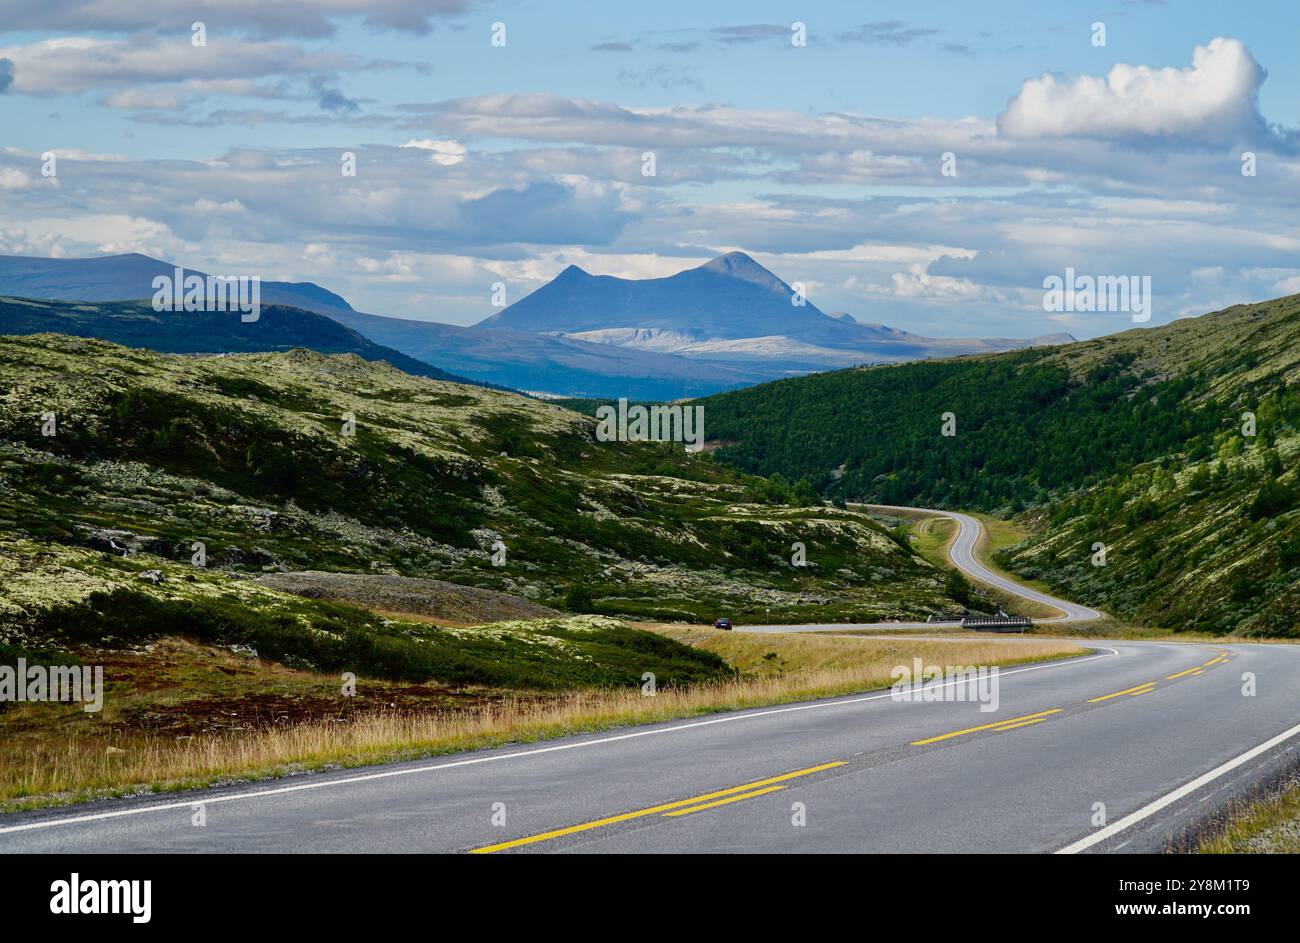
[478,251,1073,372]
[0,251,1071,397]
[0,253,355,314]
[0,295,477,386]
[0,253,753,399]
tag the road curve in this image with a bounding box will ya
[741,505,1101,634]
[867,504,1103,622]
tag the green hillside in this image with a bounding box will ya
[701,293,1300,635]
[0,333,964,661]
[995,432,1300,636]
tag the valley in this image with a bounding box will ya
[699,292,1300,637]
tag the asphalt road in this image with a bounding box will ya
[870,504,1102,622]
[742,505,1100,633]
[2,639,1298,853]
[2,513,1297,854]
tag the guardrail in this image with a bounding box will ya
[960,616,1033,633]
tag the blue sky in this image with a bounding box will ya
[1,0,1298,338]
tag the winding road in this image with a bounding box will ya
[875,505,1103,622]
[743,504,1100,632]
[1,509,1297,854]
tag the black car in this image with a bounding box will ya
[713,618,733,630]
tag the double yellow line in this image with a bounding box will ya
[910,708,1063,745]
[916,649,1234,743]
[470,760,845,853]
[473,649,1237,853]
[1090,649,1231,701]
[1088,680,1157,702]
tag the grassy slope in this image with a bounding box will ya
[996,436,1300,635]
[1198,775,1300,853]
[0,539,731,689]
[993,296,1300,634]
[0,333,962,634]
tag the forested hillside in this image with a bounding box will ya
[705,352,1228,509]
[702,293,1300,635]
[704,294,1300,508]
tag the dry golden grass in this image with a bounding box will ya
[0,632,1084,811]
[652,626,1078,676]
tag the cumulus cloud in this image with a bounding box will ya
[889,265,1006,302]
[0,167,32,189]
[460,179,633,247]
[997,37,1271,145]
[0,226,68,256]
[400,138,467,165]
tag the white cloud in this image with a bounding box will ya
[0,168,32,189]
[0,226,68,256]
[889,265,1005,302]
[11,214,181,257]
[997,38,1268,144]
[400,138,467,165]
[0,35,355,95]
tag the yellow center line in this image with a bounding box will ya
[1166,666,1205,680]
[1088,681,1157,703]
[469,760,846,853]
[987,716,1049,732]
[663,784,786,817]
[911,708,1062,746]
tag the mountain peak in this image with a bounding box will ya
[697,251,789,293]
[701,251,766,275]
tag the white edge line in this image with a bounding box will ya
[0,646,1119,837]
[1055,718,1300,854]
